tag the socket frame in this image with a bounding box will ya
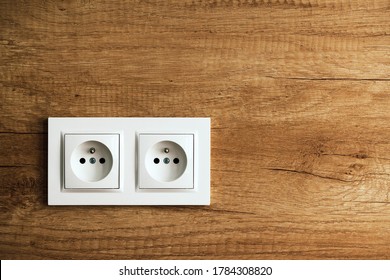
[48,117,210,205]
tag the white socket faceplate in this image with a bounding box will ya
[64,134,119,189]
[139,134,194,189]
[48,118,210,205]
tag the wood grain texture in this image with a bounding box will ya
[1,0,390,259]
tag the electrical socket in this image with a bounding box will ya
[138,134,194,189]
[64,134,120,189]
[48,117,210,205]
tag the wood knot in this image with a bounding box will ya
[353,153,368,159]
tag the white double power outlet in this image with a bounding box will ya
[48,118,210,205]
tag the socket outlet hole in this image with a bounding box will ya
[154,158,160,164]
[70,140,113,182]
[173,158,179,164]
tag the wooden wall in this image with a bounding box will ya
[1,0,390,259]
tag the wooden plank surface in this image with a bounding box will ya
[1,0,390,259]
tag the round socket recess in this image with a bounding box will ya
[145,140,187,182]
[70,140,113,182]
